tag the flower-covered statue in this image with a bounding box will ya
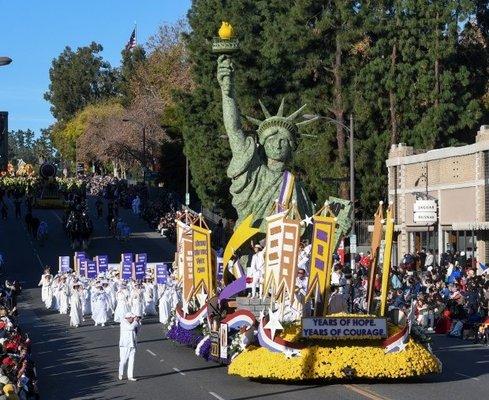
[217,55,314,230]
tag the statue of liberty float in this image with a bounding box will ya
[166,23,441,381]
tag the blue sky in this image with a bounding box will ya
[0,0,191,135]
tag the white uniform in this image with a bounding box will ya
[58,282,69,314]
[158,285,172,324]
[130,289,144,317]
[38,273,51,304]
[118,317,141,379]
[114,288,130,323]
[92,289,110,326]
[69,289,83,327]
[250,250,265,298]
[143,283,157,316]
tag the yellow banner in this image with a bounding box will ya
[192,224,213,297]
[306,216,336,311]
[366,202,384,313]
[379,207,394,317]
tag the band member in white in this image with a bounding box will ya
[118,312,141,381]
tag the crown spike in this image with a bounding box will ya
[245,115,262,126]
[296,117,318,127]
[286,104,307,121]
[258,100,272,119]
[276,98,285,117]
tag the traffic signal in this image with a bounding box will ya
[0,112,7,171]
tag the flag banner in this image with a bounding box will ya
[121,253,133,263]
[263,211,301,298]
[95,255,109,274]
[58,256,70,273]
[79,260,88,277]
[125,28,136,50]
[367,203,384,313]
[379,207,394,317]
[182,231,194,303]
[121,261,132,281]
[276,171,295,213]
[176,220,191,281]
[156,263,169,284]
[86,260,97,279]
[74,252,86,275]
[306,215,336,303]
[134,261,146,281]
[263,211,288,297]
[135,253,147,264]
[191,224,213,297]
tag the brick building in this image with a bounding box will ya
[386,125,489,264]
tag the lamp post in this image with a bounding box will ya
[303,113,356,265]
[122,118,146,183]
[0,57,12,66]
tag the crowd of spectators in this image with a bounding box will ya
[339,248,489,343]
[0,281,39,399]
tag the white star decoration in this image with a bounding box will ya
[264,307,283,339]
[283,348,301,359]
[302,215,313,226]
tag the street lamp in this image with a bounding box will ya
[302,113,356,266]
[122,118,147,183]
[0,57,12,66]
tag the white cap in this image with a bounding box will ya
[124,312,134,319]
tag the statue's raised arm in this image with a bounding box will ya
[217,55,246,154]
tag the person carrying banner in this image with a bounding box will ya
[118,312,141,381]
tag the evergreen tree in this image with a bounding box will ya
[44,42,119,122]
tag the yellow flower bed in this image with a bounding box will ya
[229,338,441,381]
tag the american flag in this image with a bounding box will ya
[125,28,136,50]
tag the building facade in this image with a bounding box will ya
[386,125,489,264]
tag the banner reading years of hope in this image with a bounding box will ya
[302,317,388,339]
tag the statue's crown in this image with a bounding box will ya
[246,99,315,148]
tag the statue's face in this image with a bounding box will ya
[262,127,293,162]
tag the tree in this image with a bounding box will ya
[44,42,119,122]
[118,46,147,106]
[8,129,36,165]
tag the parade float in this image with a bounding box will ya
[165,22,441,381]
[0,162,84,208]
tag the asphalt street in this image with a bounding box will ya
[0,198,487,400]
